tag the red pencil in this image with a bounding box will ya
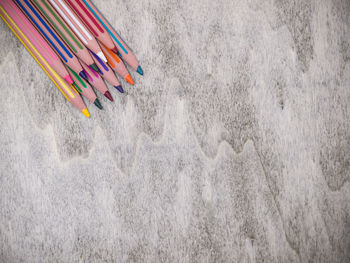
[48,0,107,63]
[64,0,115,50]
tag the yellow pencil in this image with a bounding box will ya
[0,4,90,118]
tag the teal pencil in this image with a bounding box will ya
[80,0,144,75]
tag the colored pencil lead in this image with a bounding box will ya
[82,108,90,118]
[79,70,88,81]
[90,63,100,73]
[94,98,103,109]
[115,85,124,93]
[104,91,113,101]
[136,66,143,76]
[125,74,134,85]
[64,75,74,84]
[96,51,107,62]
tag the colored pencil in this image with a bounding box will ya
[48,0,107,63]
[64,0,115,50]
[0,4,90,118]
[81,62,113,101]
[1,0,73,85]
[80,0,143,75]
[100,43,133,85]
[14,0,87,80]
[67,66,102,109]
[89,50,123,93]
[30,0,98,70]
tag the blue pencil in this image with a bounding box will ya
[15,0,87,79]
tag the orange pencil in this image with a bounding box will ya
[81,0,143,75]
[101,44,133,85]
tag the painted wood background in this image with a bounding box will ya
[0,0,349,262]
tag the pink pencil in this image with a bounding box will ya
[100,43,133,85]
[30,0,98,71]
[1,0,73,84]
[81,62,113,102]
[79,0,143,75]
[0,3,89,117]
[89,50,124,93]
[48,0,107,63]
[14,0,87,80]
[64,0,115,50]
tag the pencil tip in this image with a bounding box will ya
[136,66,143,75]
[115,85,124,93]
[104,91,114,101]
[90,63,100,73]
[64,75,74,84]
[79,70,88,81]
[111,47,118,53]
[94,98,103,109]
[82,108,90,118]
[96,51,107,62]
[125,74,134,85]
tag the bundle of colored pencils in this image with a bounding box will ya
[0,0,143,118]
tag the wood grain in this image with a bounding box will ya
[0,0,349,262]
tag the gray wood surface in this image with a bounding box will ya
[0,0,349,262]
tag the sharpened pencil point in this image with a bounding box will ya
[79,70,88,81]
[96,51,107,62]
[64,75,74,84]
[90,63,100,73]
[82,108,90,118]
[111,47,118,53]
[125,74,134,85]
[104,91,114,101]
[115,85,124,93]
[94,98,103,110]
[136,66,143,75]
